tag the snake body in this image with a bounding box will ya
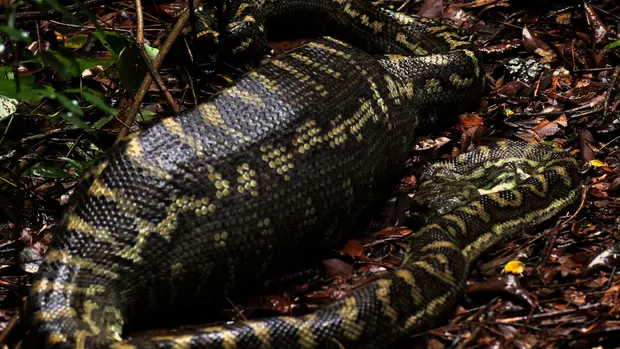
[23,1,581,348]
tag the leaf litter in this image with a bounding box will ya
[0,0,620,347]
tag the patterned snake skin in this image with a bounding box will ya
[23,1,582,348]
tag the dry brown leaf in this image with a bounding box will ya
[584,2,609,44]
[523,25,556,61]
[419,0,444,18]
[339,240,363,258]
[323,259,353,278]
[533,114,567,138]
[371,226,412,239]
[494,80,531,97]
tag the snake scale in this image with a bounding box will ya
[22,1,582,348]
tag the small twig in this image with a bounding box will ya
[0,176,17,188]
[600,133,620,150]
[19,126,80,144]
[452,297,500,349]
[396,0,412,12]
[484,321,543,331]
[226,296,248,322]
[182,66,199,106]
[569,107,603,120]
[135,0,144,46]
[591,4,620,22]
[0,113,15,148]
[65,134,84,158]
[0,311,19,347]
[572,67,616,74]
[601,66,620,124]
[496,303,603,324]
[137,44,180,114]
[0,145,46,191]
[562,185,588,224]
[605,266,616,290]
[115,0,202,143]
[512,110,565,118]
[35,20,43,57]
[537,224,561,268]
[48,20,163,32]
[514,101,602,118]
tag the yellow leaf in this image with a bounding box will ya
[219,74,234,84]
[590,159,606,167]
[65,34,88,49]
[55,31,67,42]
[504,260,525,275]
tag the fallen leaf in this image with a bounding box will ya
[323,259,353,278]
[584,2,609,44]
[340,240,363,258]
[523,25,556,61]
[419,0,444,18]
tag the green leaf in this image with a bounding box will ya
[92,32,147,91]
[92,32,115,57]
[144,44,159,62]
[0,68,24,98]
[605,40,620,49]
[0,67,57,102]
[16,85,56,103]
[76,56,115,72]
[79,90,117,115]
[118,45,147,92]
[55,93,83,116]
[61,112,89,129]
[219,74,234,84]
[92,31,127,58]
[137,108,158,123]
[0,26,32,43]
[65,34,89,49]
[41,50,81,79]
[59,157,92,176]
[24,166,71,179]
[0,66,14,80]
[91,114,114,129]
[64,88,117,115]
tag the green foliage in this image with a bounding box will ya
[24,165,73,179]
[60,156,93,177]
[605,40,620,49]
[0,1,124,129]
[71,89,117,116]
[137,108,158,123]
[93,31,148,92]
[41,50,82,79]
[0,65,56,102]
[0,26,32,43]
[64,34,89,49]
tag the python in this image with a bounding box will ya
[22,1,580,348]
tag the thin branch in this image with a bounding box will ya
[115,0,202,143]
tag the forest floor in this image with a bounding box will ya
[1,0,620,348]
